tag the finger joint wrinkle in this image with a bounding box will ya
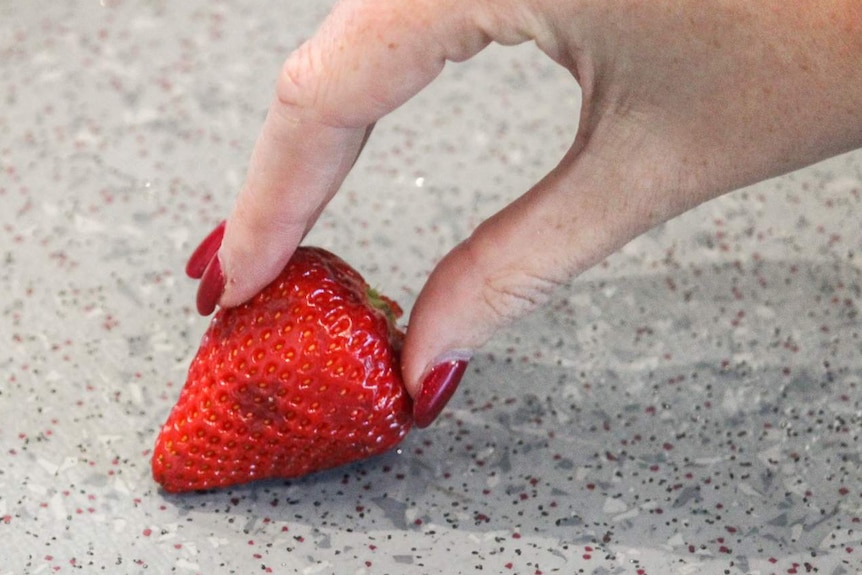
[482,271,567,324]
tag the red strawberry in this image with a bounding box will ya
[152,247,412,493]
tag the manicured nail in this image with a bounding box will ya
[413,353,470,429]
[196,255,225,316]
[186,220,226,279]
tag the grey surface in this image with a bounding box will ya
[2,1,861,574]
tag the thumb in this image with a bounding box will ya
[404,129,700,428]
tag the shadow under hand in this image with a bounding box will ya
[161,259,862,572]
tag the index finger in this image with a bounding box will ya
[215,0,513,309]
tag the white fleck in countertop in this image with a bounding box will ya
[2,2,861,574]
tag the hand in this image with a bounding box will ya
[188,0,862,427]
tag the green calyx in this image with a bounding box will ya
[366,287,400,326]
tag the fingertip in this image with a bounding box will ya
[214,215,304,310]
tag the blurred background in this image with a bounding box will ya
[2,1,861,573]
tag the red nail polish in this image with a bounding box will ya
[186,221,226,279]
[413,358,469,429]
[196,255,225,316]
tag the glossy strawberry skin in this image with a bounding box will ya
[152,247,411,493]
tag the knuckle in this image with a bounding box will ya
[276,44,319,114]
[454,234,568,328]
[481,271,564,325]
[273,0,385,128]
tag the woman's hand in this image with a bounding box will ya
[189,0,862,427]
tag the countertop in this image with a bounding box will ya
[2,2,861,574]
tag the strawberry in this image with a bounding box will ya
[152,247,412,493]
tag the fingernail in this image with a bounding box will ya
[186,220,226,279]
[413,352,471,429]
[196,255,225,316]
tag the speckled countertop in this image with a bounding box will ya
[2,2,861,574]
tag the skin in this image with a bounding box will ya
[209,0,862,399]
